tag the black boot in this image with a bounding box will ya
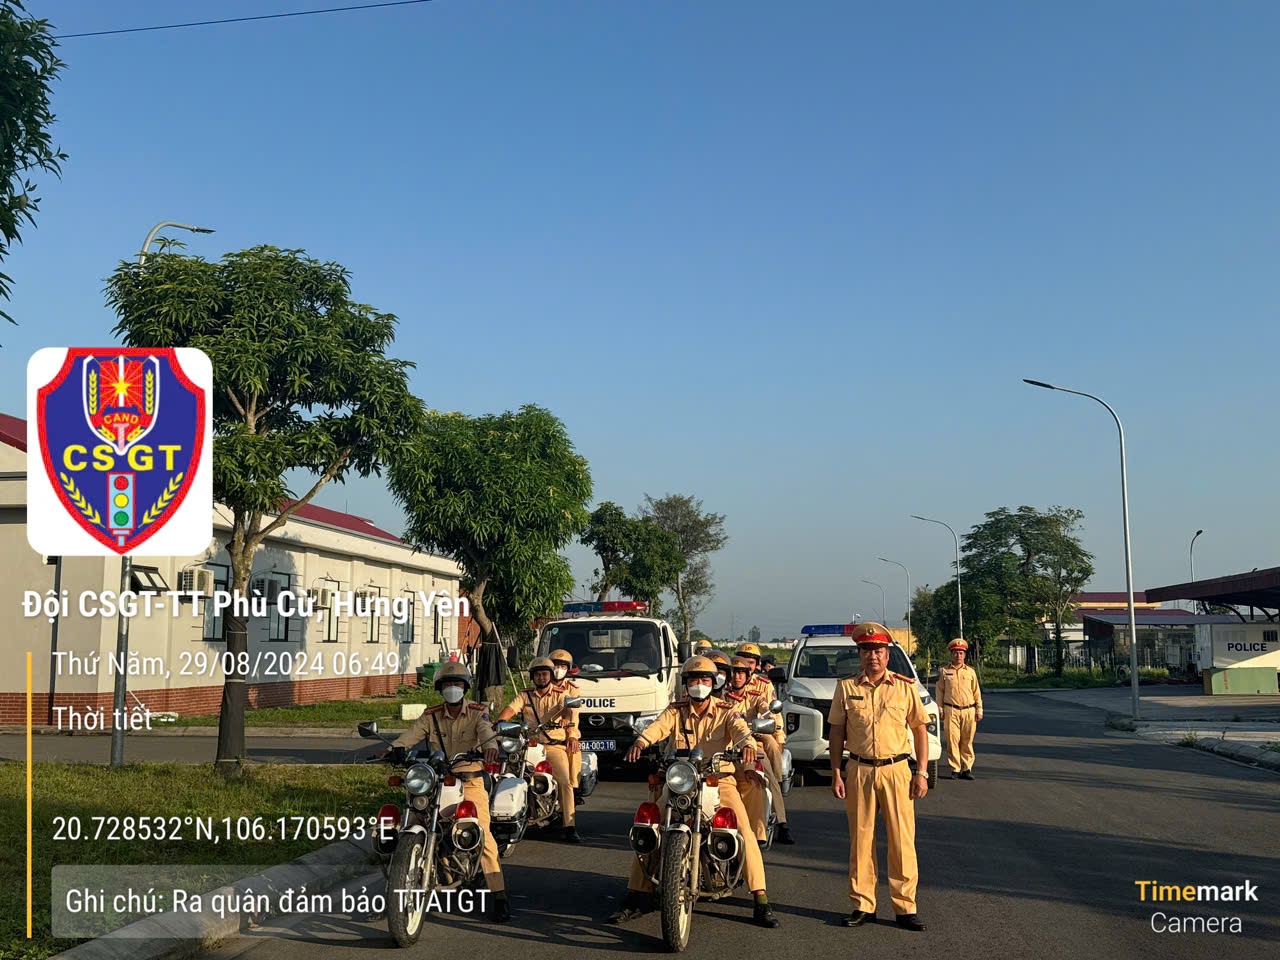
[753,901,780,928]
[775,822,795,845]
[608,891,652,923]
[959,769,975,780]
[563,825,582,843]
[490,895,511,923]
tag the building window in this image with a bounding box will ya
[358,587,381,643]
[433,605,441,651]
[263,571,292,642]
[323,606,340,643]
[392,594,415,645]
[1265,629,1278,644]
[203,563,229,641]
[131,566,169,593]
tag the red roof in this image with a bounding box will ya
[1,414,404,544]
[0,413,25,452]
[1076,591,1150,604]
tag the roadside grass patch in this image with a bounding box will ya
[982,666,1168,689]
[0,762,397,960]
[1177,731,1201,747]
[170,684,443,728]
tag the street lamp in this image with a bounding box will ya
[110,221,215,768]
[1189,529,1204,614]
[861,579,887,626]
[1024,378,1140,720]
[910,514,964,641]
[878,557,911,650]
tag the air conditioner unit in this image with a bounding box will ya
[178,569,215,596]
[315,588,334,608]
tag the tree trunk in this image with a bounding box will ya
[214,534,253,773]
[1054,615,1065,677]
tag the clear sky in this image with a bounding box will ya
[5,1,1278,639]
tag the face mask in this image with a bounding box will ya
[553,667,568,680]
[687,683,713,701]
[442,685,464,704]
[713,674,726,690]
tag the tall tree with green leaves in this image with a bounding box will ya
[1,1,66,326]
[641,492,727,648]
[106,245,420,770]
[389,406,592,652]
[581,501,632,601]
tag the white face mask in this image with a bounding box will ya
[687,682,713,701]
[554,667,568,680]
[713,674,726,690]
[441,685,465,705]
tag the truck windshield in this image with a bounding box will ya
[794,644,914,679]
[540,620,664,674]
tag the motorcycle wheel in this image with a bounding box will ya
[660,830,694,952]
[386,833,433,947]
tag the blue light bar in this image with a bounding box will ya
[562,602,603,614]
[800,623,857,636]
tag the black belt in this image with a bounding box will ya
[944,703,976,710]
[852,754,909,767]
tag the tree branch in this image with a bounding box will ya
[254,447,352,544]
[225,387,246,419]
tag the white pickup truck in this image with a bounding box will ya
[769,625,942,787]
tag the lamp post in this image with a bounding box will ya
[110,221,215,768]
[861,579,887,626]
[878,557,912,650]
[911,514,964,640]
[1024,378,1140,720]
[1189,529,1204,614]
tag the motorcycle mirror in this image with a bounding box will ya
[429,748,447,764]
[752,717,777,735]
[357,721,379,738]
[521,719,535,735]
[688,748,704,763]
[562,697,584,710]
[769,699,783,714]
[495,720,522,737]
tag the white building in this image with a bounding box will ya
[0,414,464,726]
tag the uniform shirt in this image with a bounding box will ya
[722,684,786,745]
[828,671,928,760]
[936,663,983,712]
[392,702,494,773]
[637,698,753,772]
[507,685,580,742]
[747,674,775,700]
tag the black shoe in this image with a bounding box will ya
[959,769,975,780]
[753,902,780,928]
[775,823,795,845]
[608,892,652,924]
[843,910,873,927]
[490,897,511,923]
[563,825,582,843]
[896,913,925,931]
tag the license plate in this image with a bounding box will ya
[582,739,616,752]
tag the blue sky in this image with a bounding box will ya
[5,1,1278,639]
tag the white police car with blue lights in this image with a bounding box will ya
[769,624,941,788]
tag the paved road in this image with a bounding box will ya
[0,732,372,764]
[190,693,1279,960]
[1016,685,1280,721]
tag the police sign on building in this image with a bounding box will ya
[27,348,213,556]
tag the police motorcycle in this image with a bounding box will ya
[487,697,596,855]
[741,699,787,849]
[359,719,505,947]
[629,714,779,952]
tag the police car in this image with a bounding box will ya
[535,601,682,768]
[769,624,941,787]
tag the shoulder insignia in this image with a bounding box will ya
[672,697,690,708]
[467,701,486,711]
[892,672,916,684]
[425,704,445,714]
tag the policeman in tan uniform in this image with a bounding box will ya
[549,648,587,804]
[828,622,929,931]
[724,655,795,844]
[935,638,983,779]
[608,656,780,928]
[735,642,773,699]
[390,661,510,922]
[694,638,715,655]
[707,649,733,695]
[498,657,582,842]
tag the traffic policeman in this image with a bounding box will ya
[735,642,774,699]
[707,649,733,694]
[725,655,795,844]
[549,648,588,803]
[694,637,715,655]
[390,661,510,922]
[608,656,780,928]
[498,657,582,843]
[935,638,983,779]
[828,622,929,931]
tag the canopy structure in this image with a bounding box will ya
[1145,567,1280,619]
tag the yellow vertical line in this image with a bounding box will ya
[27,650,33,938]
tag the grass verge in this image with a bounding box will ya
[980,666,1171,689]
[168,684,443,728]
[0,762,398,960]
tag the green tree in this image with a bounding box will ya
[389,406,592,652]
[581,501,631,601]
[581,504,684,606]
[641,494,727,649]
[106,245,420,770]
[1,1,65,325]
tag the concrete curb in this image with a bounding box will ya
[49,839,377,960]
[2,726,405,737]
[1190,737,1280,772]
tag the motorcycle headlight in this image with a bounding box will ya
[666,760,698,795]
[634,713,659,735]
[499,737,521,754]
[404,763,437,796]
